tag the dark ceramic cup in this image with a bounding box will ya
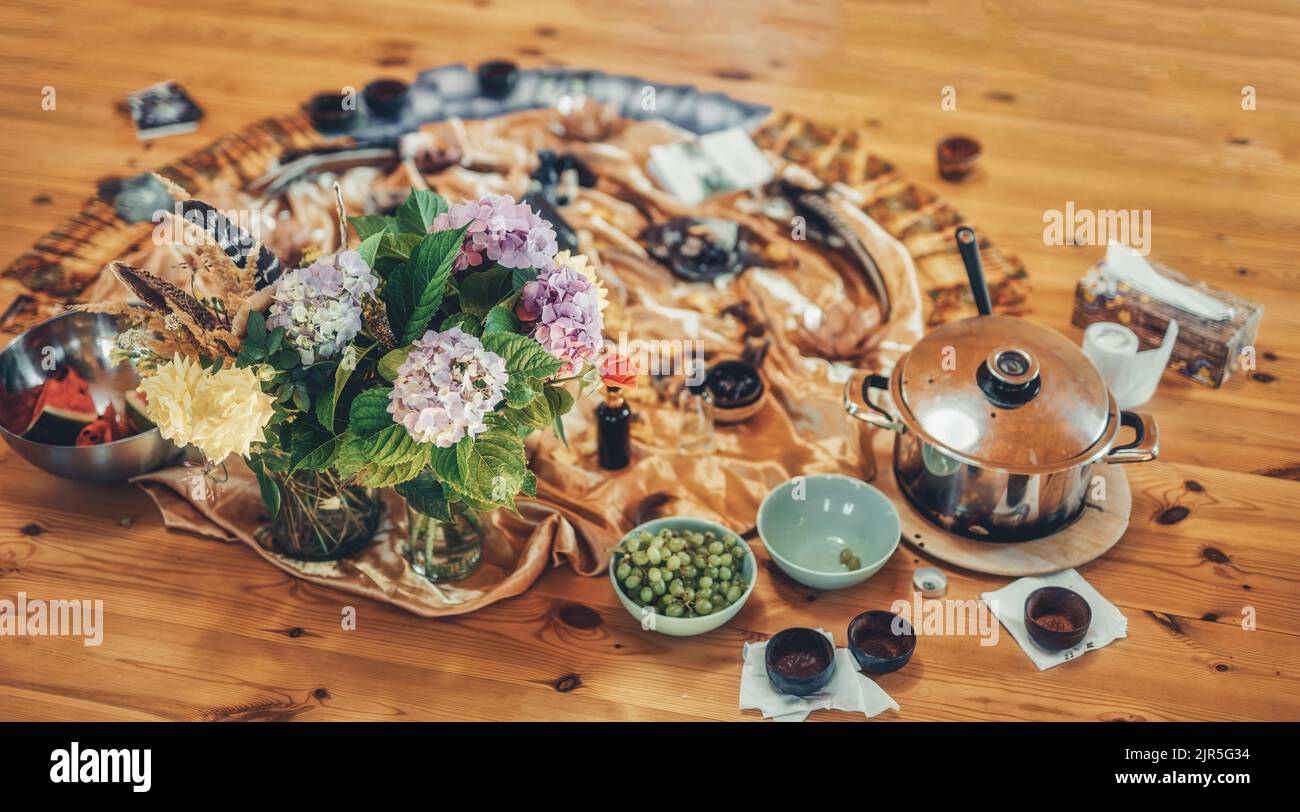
[848,610,917,674]
[1024,586,1092,651]
[364,78,409,118]
[765,627,836,696]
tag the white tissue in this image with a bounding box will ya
[739,628,900,722]
[982,569,1127,671]
[1105,243,1232,321]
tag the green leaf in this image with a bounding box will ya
[458,265,513,318]
[356,229,387,269]
[386,228,464,345]
[247,310,267,344]
[481,331,565,381]
[395,471,453,523]
[288,421,339,473]
[347,388,398,437]
[455,429,527,507]
[252,461,281,519]
[350,214,397,241]
[396,190,450,234]
[377,232,424,262]
[378,347,410,382]
[319,343,375,429]
[440,312,482,336]
[544,384,576,419]
[483,304,519,334]
[511,266,538,291]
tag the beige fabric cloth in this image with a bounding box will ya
[130,107,927,616]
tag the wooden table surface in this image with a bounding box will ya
[1,0,1298,722]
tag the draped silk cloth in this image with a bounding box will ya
[131,109,927,616]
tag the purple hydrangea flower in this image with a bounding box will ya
[265,250,378,365]
[516,264,604,375]
[430,194,558,272]
[387,327,509,448]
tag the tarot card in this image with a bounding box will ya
[419,64,479,100]
[646,127,775,204]
[691,91,746,134]
[127,81,203,140]
[501,70,543,112]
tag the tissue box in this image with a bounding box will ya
[1071,259,1262,388]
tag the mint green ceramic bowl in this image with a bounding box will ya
[757,474,901,590]
[609,516,757,637]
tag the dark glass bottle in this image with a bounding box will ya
[597,387,631,470]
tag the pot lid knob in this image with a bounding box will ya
[978,346,1041,408]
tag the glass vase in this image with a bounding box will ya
[405,501,483,583]
[267,468,382,561]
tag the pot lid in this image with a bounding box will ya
[895,315,1112,469]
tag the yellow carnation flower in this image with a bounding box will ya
[139,355,276,463]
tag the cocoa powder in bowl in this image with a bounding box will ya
[847,610,916,674]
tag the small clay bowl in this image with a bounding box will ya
[307,92,357,131]
[936,135,982,182]
[364,78,410,118]
[705,359,766,424]
[477,59,519,99]
[1024,586,1092,651]
[765,627,836,696]
[848,610,917,675]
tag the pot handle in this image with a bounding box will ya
[1107,411,1159,463]
[844,371,905,432]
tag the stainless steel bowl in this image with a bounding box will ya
[0,311,180,482]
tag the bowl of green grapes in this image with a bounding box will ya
[609,516,758,637]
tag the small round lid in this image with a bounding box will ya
[895,315,1113,470]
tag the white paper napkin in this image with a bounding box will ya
[982,569,1127,671]
[740,628,900,722]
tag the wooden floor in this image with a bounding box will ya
[1,0,1298,721]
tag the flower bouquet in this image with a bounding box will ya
[90,184,608,578]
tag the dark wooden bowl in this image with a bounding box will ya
[1024,586,1091,650]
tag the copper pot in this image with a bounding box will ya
[844,227,1159,541]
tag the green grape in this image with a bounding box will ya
[665,556,681,572]
[718,553,733,567]
[639,531,653,542]
[616,561,632,580]
[649,536,666,550]
[625,538,642,553]
[652,580,667,596]
[639,586,654,603]
[715,597,731,611]
[726,585,743,602]
[707,567,720,579]
[647,567,663,583]
[646,546,663,565]
[690,532,705,545]
[707,554,721,567]
[695,598,714,615]
[698,576,714,590]
[682,587,696,603]
[631,550,649,566]
[718,566,733,581]
[667,538,686,553]
[848,556,862,570]
[707,540,724,555]
[731,545,747,560]
[693,555,708,569]
[669,580,685,596]
[624,573,642,590]
[682,565,698,579]
[839,548,853,564]
[666,602,686,618]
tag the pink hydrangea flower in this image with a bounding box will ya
[387,328,509,448]
[430,194,558,272]
[516,264,604,375]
